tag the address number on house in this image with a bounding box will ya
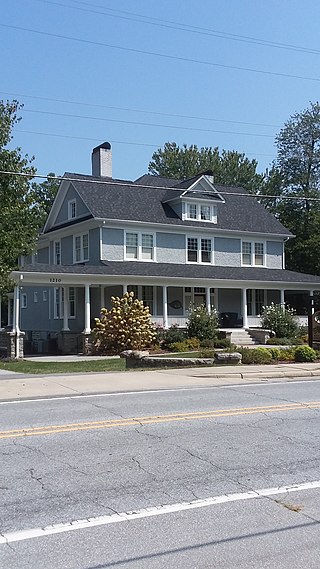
[49,277,62,283]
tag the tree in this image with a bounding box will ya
[0,100,40,292]
[148,142,264,192]
[263,102,320,275]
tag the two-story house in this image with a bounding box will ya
[9,141,320,354]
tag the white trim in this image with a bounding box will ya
[73,232,89,264]
[67,198,77,220]
[99,226,102,261]
[183,201,217,223]
[53,239,61,265]
[186,235,214,265]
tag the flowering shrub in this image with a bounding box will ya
[186,305,219,342]
[260,303,299,339]
[92,292,156,354]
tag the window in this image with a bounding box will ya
[185,202,217,223]
[128,285,138,297]
[141,234,153,260]
[34,292,38,303]
[68,199,76,220]
[247,289,265,316]
[21,293,27,309]
[43,290,48,302]
[201,238,212,263]
[54,287,64,319]
[73,233,89,263]
[187,237,198,262]
[54,240,61,265]
[125,232,155,261]
[187,237,213,263]
[69,287,76,318]
[187,203,197,219]
[142,286,153,312]
[242,241,265,266]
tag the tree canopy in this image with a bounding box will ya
[148,142,264,192]
[0,100,61,292]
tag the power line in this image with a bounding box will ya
[35,0,320,56]
[0,91,280,129]
[21,108,276,139]
[14,130,276,158]
[2,23,320,83]
[1,170,319,201]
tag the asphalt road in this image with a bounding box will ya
[1,379,320,568]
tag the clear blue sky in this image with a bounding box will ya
[2,0,320,181]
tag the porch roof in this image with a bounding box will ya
[14,262,320,286]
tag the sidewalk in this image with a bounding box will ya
[0,362,320,402]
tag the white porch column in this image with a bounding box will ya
[310,290,314,315]
[84,284,91,334]
[242,288,248,329]
[12,286,20,333]
[280,289,285,307]
[62,287,70,331]
[100,285,105,311]
[123,284,128,295]
[206,287,211,314]
[163,286,168,329]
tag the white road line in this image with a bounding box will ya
[1,480,320,545]
[0,379,320,406]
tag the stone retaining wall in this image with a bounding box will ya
[121,350,242,369]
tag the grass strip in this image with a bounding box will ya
[0,359,125,375]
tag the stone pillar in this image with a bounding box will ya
[206,287,211,314]
[62,287,70,331]
[163,286,168,329]
[84,284,91,334]
[242,288,248,328]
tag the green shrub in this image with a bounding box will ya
[278,348,295,361]
[266,337,291,345]
[294,345,317,362]
[199,349,215,358]
[200,338,231,349]
[186,305,219,342]
[158,325,186,349]
[260,303,299,339]
[267,347,282,360]
[238,347,272,365]
[92,292,156,354]
[168,337,200,352]
[200,339,215,349]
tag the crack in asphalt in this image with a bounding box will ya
[29,468,45,491]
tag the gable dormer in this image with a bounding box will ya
[162,172,225,223]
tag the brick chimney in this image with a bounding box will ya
[91,142,112,177]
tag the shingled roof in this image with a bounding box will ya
[50,172,292,237]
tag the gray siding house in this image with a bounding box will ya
[9,142,320,353]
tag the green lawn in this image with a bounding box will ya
[0,358,125,375]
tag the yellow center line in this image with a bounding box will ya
[0,401,319,439]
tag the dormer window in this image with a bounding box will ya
[185,202,217,223]
[68,199,77,220]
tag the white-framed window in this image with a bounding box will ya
[242,241,265,266]
[43,290,48,302]
[247,289,266,316]
[73,233,89,263]
[185,202,217,223]
[54,240,61,265]
[68,199,77,220]
[21,293,27,309]
[34,292,38,303]
[54,287,76,319]
[187,236,213,264]
[125,232,155,261]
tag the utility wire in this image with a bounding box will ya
[14,130,275,158]
[1,170,319,201]
[35,0,320,56]
[0,91,280,129]
[1,23,320,83]
[21,108,276,139]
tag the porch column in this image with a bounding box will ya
[280,289,285,307]
[242,288,248,328]
[62,287,69,331]
[100,285,105,311]
[84,284,91,334]
[206,287,211,314]
[163,286,168,329]
[12,286,20,333]
[310,290,314,315]
[123,284,128,295]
